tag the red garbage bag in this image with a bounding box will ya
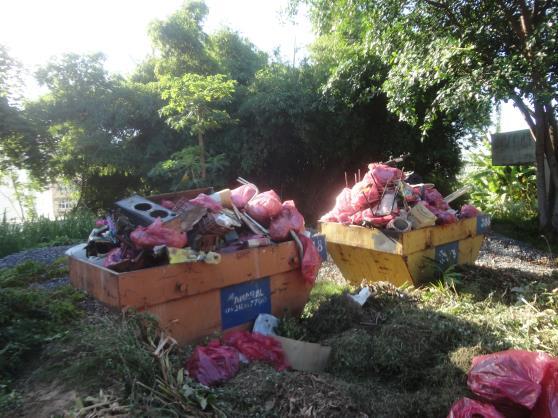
[130,218,187,249]
[461,204,480,219]
[531,360,558,418]
[447,397,505,418]
[297,233,322,285]
[223,331,289,371]
[245,190,282,223]
[189,193,223,212]
[231,184,258,209]
[351,180,380,211]
[186,340,240,387]
[269,200,305,241]
[468,350,553,417]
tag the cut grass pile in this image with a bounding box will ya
[3,260,558,417]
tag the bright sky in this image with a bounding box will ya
[0,0,525,131]
[0,0,313,98]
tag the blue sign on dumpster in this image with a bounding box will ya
[220,277,271,330]
[435,241,459,267]
[312,234,328,261]
[477,214,491,234]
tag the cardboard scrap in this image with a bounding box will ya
[273,336,331,372]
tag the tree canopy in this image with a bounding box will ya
[294,0,558,230]
[0,0,471,219]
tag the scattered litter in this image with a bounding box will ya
[273,336,331,372]
[223,331,289,371]
[253,313,279,336]
[349,287,372,306]
[186,340,240,387]
[187,331,289,386]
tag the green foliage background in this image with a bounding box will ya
[0,1,467,221]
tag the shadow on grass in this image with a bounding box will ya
[455,264,558,307]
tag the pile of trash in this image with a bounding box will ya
[448,349,558,418]
[80,178,321,284]
[187,330,289,386]
[320,157,479,231]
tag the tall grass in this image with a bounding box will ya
[0,210,95,258]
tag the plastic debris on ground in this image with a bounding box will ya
[320,155,481,231]
[224,330,289,371]
[186,340,240,387]
[349,287,373,306]
[186,331,288,386]
[447,397,505,418]
[253,313,279,336]
[447,349,558,418]
[76,179,321,286]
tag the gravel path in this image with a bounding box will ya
[476,232,555,276]
[0,245,73,270]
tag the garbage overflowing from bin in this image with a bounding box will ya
[320,156,479,231]
[80,178,321,285]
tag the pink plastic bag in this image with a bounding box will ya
[223,331,289,371]
[269,200,305,241]
[369,163,403,188]
[186,340,240,387]
[531,360,558,418]
[447,397,505,418]
[320,188,355,224]
[468,350,553,416]
[245,190,282,223]
[160,199,175,210]
[189,193,223,212]
[130,218,187,249]
[461,204,480,219]
[231,184,258,209]
[350,210,364,224]
[351,180,380,211]
[297,233,321,285]
[424,187,450,210]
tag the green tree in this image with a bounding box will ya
[159,73,236,180]
[293,0,558,233]
[148,0,214,77]
[22,53,185,209]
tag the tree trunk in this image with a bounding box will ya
[514,96,558,234]
[198,132,206,179]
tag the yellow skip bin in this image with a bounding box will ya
[319,214,490,287]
